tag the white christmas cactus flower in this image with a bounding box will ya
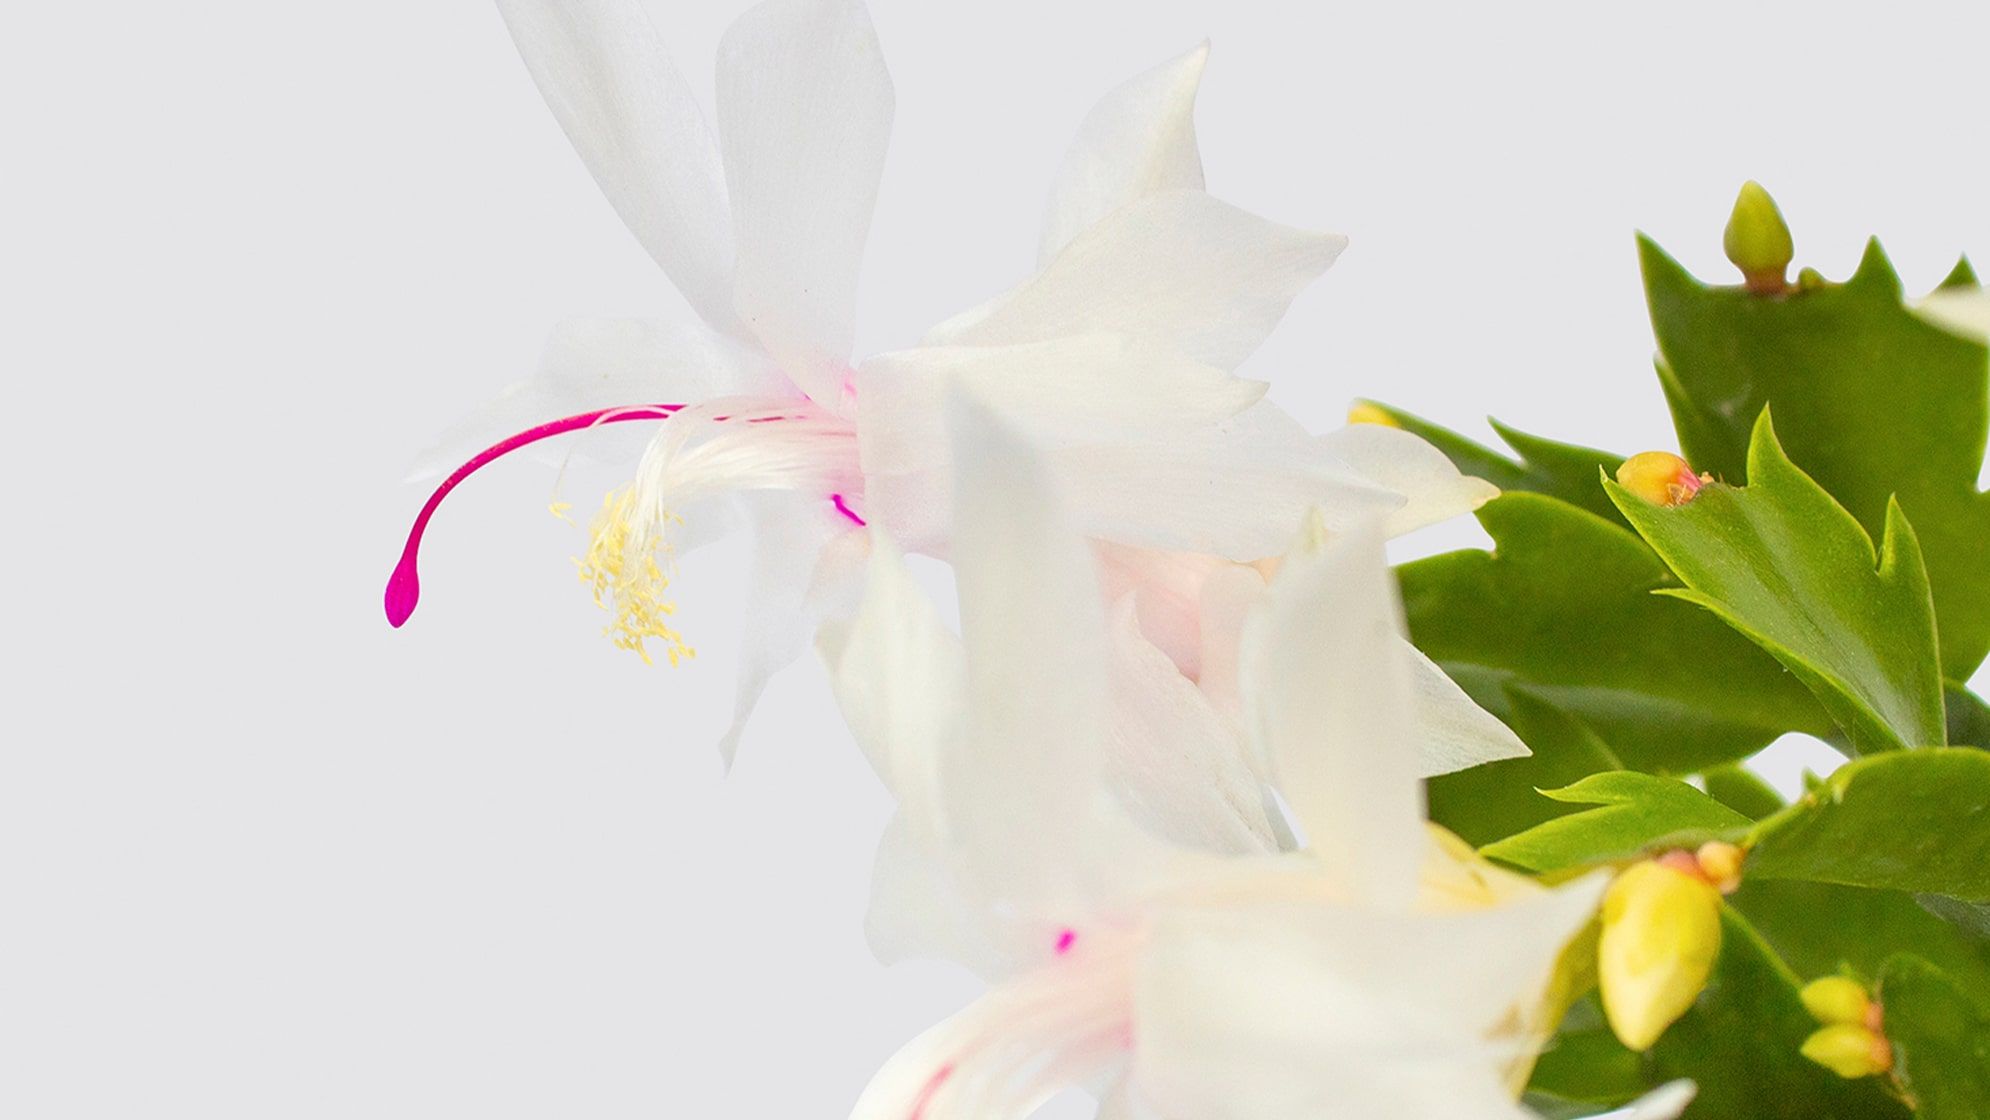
[821,403,1694,1119]
[384,0,1493,760]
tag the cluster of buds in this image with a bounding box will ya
[1798,977,1893,1080]
[1597,841,1745,1050]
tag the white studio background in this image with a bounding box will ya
[2,2,1985,1116]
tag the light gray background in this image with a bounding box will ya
[4,1,1986,1116]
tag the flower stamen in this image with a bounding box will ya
[576,487,693,667]
[384,405,684,628]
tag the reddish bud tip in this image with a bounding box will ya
[1617,452,1708,507]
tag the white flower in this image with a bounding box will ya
[386,0,1495,760]
[822,402,1691,1120]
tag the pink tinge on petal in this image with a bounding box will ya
[383,404,684,628]
[852,932,1142,1120]
[907,1063,955,1120]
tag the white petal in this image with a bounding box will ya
[1106,601,1280,857]
[857,335,1269,550]
[1194,563,1271,726]
[1610,1081,1699,1120]
[944,398,1113,918]
[860,335,1265,460]
[1322,422,1502,537]
[716,0,893,402]
[1038,44,1208,265]
[1240,515,1425,909]
[716,494,868,764]
[1916,287,1990,341]
[867,389,1399,561]
[1404,641,1531,775]
[817,531,965,810]
[1096,1078,1157,1120]
[632,397,861,512]
[1133,886,1605,1120]
[850,943,1137,1120]
[495,0,737,329]
[1093,542,1238,681]
[1058,400,1401,562]
[408,317,776,481]
[927,190,1344,371]
[863,811,1007,974]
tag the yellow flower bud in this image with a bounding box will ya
[1800,977,1875,1027]
[1597,860,1724,1051]
[1801,1024,1893,1079]
[1347,401,1402,429]
[1694,841,1744,894]
[1724,180,1794,295]
[1615,452,1708,508]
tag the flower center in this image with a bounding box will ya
[385,402,869,644]
[384,405,684,629]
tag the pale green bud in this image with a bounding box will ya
[1724,181,1795,294]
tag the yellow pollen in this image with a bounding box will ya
[1347,401,1402,429]
[575,487,695,667]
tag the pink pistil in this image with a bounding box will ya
[383,405,684,627]
[1055,929,1077,955]
[831,493,866,527]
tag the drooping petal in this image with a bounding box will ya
[817,531,965,811]
[863,811,1008,975]
[1132,885,1607,1120]
[1240,514,1424,909]
[1403,641,1531,775]
[717,494,870,764]
[494,0,738,329]
[926,190,1345,372]
[716,0,893,403]
[1038,44,1208,266]
[408,317,777,481]
[867,383,1399,561]
[1105,601,1280,857]
[944,398,1114,921]
[849,939,1138,1120]
[857,335,1269,549]
[1321,422,1502,537]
